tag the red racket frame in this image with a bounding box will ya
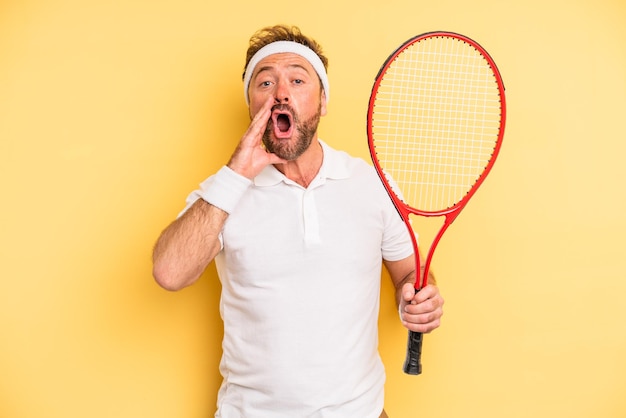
[367,31,507,291]
[367,31,506,375]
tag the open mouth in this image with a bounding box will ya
[271,108,293,138]
[276,114,290,132]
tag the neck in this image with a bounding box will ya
[274,140,323,188]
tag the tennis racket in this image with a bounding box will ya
[367,31,506,375]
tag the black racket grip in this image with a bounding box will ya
[403,330,423,375]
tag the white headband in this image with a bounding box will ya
[243,40,329,105]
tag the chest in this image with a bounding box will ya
[221,179,388,281]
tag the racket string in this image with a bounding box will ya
[371,36,502,212]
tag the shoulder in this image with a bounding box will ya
[320,140,378,180]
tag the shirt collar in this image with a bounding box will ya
[253,140,352,187]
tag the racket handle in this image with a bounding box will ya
[403,330,423,375]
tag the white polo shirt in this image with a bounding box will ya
[182,141,413,417]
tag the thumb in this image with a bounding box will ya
[265,152,288,166]
[402,282,417,303]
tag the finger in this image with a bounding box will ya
[402,282,417,303]
[247,96,274,136]
[265,152,288,165]
[412,284,439,303]
[402,304,443,325]
[237,99,272,151]
[404,298,439,315]
[403,316,442,334]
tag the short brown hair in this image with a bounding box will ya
[242,24,329,80]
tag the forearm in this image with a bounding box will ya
[152,97,285,291]
[153,163,253,290]
[152,199,227,291]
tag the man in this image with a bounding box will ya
[153,24,444,418]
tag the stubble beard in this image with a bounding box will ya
[262,103,321,161]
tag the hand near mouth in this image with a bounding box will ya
[227,96,287,179]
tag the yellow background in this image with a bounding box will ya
[1,0,625,417]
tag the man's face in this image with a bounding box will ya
[248,53,327,161]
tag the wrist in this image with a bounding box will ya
[198,165,252,214]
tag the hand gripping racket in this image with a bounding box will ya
[367,32,506,375]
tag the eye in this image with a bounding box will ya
[294,79,303,85]
[261,80,272,87]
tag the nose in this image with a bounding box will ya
[274,79,290,103]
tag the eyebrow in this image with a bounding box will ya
[254,63,312,78]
